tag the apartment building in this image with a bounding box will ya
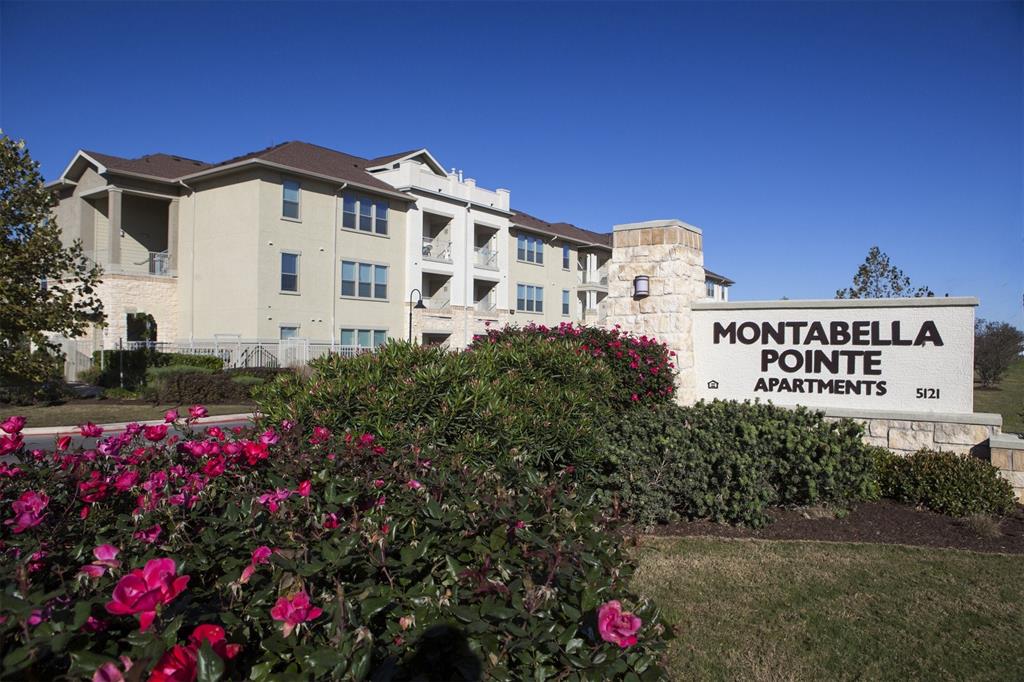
[47,141,731,353]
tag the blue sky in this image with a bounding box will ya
[2,1,1020,325]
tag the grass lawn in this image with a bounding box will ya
[975,358,1024,434]
[633,536,1024,681]
[5,402,254,428]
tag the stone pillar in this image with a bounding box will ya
[107,189,122,268]
[601,220,704,405]
[167,198,180,274]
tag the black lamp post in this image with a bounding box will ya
[408,288,427,343]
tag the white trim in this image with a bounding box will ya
[365,148,446,175]
[58,150,107,182]
[692,297,979,311]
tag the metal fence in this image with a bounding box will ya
[51,337,367,382]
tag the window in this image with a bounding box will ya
[282,180,300,220]
[562,245,570,270]
[341,260,388,300]
[340,328,388,350]
[280,326,299,340]
[516,284,543,313]
[280,252,299,292]
[517,234,543,264]
[341,193,388,235]
[562,289,570,316]
[705,280,715,299]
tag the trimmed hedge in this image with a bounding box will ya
[601,400,878,527]
[144,371,257,404]
[874,448,1016,516]
[255,339,617,475]
[89,349,224,389]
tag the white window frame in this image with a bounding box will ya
[279,325,300,340]
[339,327,389,351]
[562,244,571,270]
[516,233,544,265]
[280,251,300,294]
[282,180,301,221]
[516,283,544,313]
[340,260,389,301]
[341,192,389,236]
[562,289,570,316]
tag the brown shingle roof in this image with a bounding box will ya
[82,150,212,179]
[510,209,611,249]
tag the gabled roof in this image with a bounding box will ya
[510,209,612,249]
[704,269,735,286]
[82,151,212,179]
[364,148,447,176]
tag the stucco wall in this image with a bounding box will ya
[507,228,589,327]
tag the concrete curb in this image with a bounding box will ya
[19,413,259,437]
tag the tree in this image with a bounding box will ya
[974,319,1024,388]
[835,246,934,299]
[0,132,104,399]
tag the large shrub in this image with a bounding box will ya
[144,369,256,404]
[0,416,670,680]
[470,322,676,406]
[256,339,617,475]
[602,400,878,527]
[873,448,1016,516]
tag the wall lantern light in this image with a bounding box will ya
[633,275,650,299]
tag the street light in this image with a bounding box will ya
[408,288,427,343]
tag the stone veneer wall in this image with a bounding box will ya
[990,433,1024,503]
[86,274,179,348]
[600,220,705,405]
[409,305,512,349]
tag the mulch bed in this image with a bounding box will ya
[637,501,1024,555]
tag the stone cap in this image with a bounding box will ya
[991,432,1024,450]
[613,219,702,235]
[821,407,1002,426]
[693,296,979,310]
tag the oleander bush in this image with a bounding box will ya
[601,400,878,527]
[255,339,618,476]
[873,448,1016,516]
[470,322,676,406]
[0,414,670,681]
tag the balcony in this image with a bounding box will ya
[577,268,609,291]
[422,237,452,263]
[474,246,498,270]
[475,298,498,317]
[422,295,451,314]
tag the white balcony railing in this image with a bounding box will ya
[422,237,452,263]
[475,298,498,316]
[578,269,608,286]
[474,246,498,269]
[148,251,170,276]
[422,295,451,313]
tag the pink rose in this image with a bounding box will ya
[57,435,72,451]
[5,490,49,533]
[296,480,312,497]
[259,429,279,446]
[309,426,331,445]
[323,513,340,529]
[91,656,132,682]
[0,434,23,456]
[239,545,274,584]
[80,422,104,438]
[143,424,168,442]
[80,544,121,578]
[188,405,209,420]
[133,524,162,544]
[1,415,26,434]
[597,600,642,648]
[163,409,179,423]
[406,480,423,491]
[270,591,323,637]
[105,558,189,631]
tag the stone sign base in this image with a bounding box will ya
[822,407,1021,502]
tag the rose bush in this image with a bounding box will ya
[0,410,670,680]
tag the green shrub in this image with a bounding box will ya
[89,350,224,389]
[145,364,216,381]
[874,448,1016,516]
[602,400,878,527]
[230,374,265,387]
[470,322,676,406]
[147,371,252,404]
[0,421,671,680]
[224,367,294,381]
[101,387,139,400]
[256,339,617,475]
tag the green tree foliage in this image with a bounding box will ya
[974,318,1024,388]
[0,132,104,398]
[835,246,933,299]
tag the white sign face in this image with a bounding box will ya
[693,299,976,413]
